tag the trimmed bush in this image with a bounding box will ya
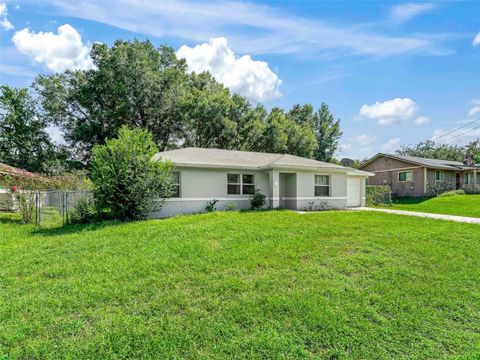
[426,180,455,197]
[438,189,465,197]
[366,185,392,206]
[462,184,480,194]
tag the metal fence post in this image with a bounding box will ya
[35,191,40,226]
[65,192,69,225]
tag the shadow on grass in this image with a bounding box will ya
[392,197,433,205]
[32,220,123,237]
[0,213,22,224]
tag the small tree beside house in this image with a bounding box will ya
[91,126,175,221]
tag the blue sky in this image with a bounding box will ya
[1,0,479,159]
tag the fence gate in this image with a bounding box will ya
[35,191,93,227]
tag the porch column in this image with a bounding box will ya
[269,170,280,208]
[474,169,478,186]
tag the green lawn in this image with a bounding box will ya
[1,210,480,359]
[380,194,480,218]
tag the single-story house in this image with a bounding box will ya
[359,153,480,197]
[151,147,373,218]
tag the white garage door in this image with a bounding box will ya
[347,177,361,207]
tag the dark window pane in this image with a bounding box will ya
[228,184,240,195]
[172,185,180,197]
[399,172,406,181]
[315,186,330,197]
[228,174,240,183]
[242,184,255,195]
[242,174,254,184]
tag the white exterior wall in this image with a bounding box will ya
[150,167,366,218]
[150,167,269,218]
[294,171,348,210]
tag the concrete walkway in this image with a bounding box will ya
[352,207,480,224]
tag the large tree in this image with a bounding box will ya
[312,103,342,162]
[396,140,465,162]
[34,40,188,163]
[0,85,58,173]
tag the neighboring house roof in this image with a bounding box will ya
[360,153,480,171]
[154,147,373,176]
[0,162,38,178]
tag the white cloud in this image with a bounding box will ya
[381,137,401,153]
[414,116,430,125]
[354,134,376,146]
[390,3,435,23]
[473,33,480,46]
[0,2,13,31]
[358,98,418,125]
[46,0,449,58]
[468,99,480,117]
[12,24,94,72]
[177,37,281,102]
[1,18,13,30]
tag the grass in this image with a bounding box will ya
[1,210,480,358]
[378,194,480,218]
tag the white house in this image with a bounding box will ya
[151,148,373,218]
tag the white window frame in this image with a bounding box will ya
[227,173,255,196]
[171,171,181,198]
[398,171,413,182]
[314,175,331,197]
[435,171,444,181]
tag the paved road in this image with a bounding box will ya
[352,207,480,224]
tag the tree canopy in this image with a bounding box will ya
[28,39,344,167]
[395,140,480,163]
[0,85,61,173]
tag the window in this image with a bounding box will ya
[314,175,330,197]
[435,171,444,181]
[242,174,255,195]
[465,173,473,185]
[171,172,180,197]
[227,174,241,195]
[227,173,255,195]
[398,171,413,182]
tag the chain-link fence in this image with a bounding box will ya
[35,191,93,227]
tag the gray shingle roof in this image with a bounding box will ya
[367,153,479,171]
[153,147,372,175]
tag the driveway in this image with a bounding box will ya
[352,207,480,224]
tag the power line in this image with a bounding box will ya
[432,117,480,141]
[436,123,480,144]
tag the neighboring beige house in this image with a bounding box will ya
[151,148,373,218]
[359,153,480,197]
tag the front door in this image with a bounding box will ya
[456,173,461,189]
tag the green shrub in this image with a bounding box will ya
[366,185,392,206]
[462,184,480,194]
[91,127,175,221]
[224,202,236,211]
[426,180,455,197]
[205,199,219,212]
[69,198,97,224]
[438,189,465,197]
[250,189,266,210]
[10,188,35,223]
